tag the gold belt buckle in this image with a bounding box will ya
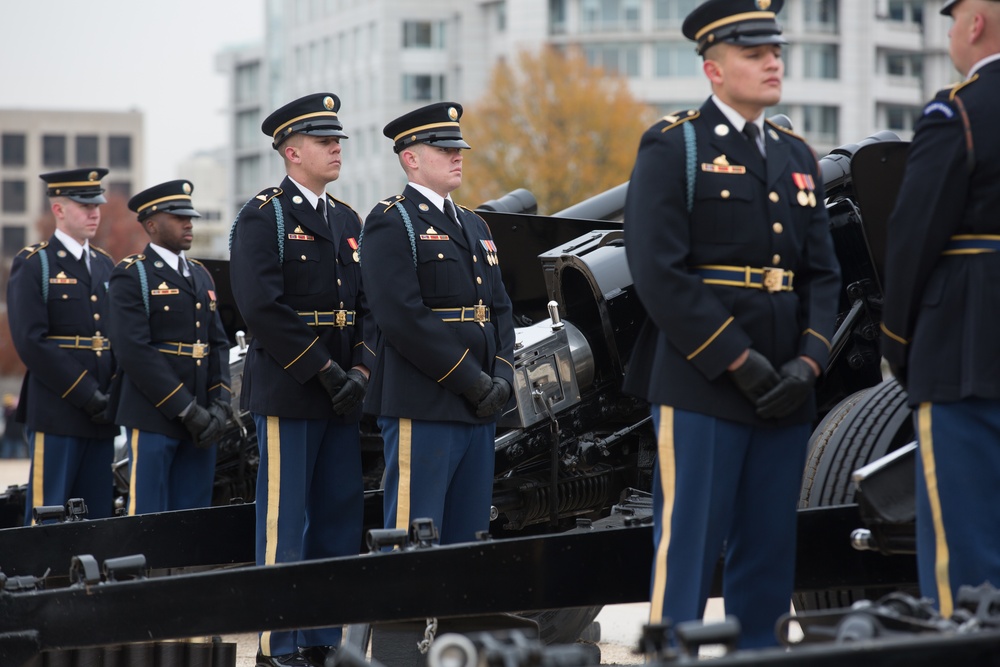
[90,335,105,351]
[191,343,208,359]
[335,310,347,327]
[761,267,783,293]
[474,304,488,324]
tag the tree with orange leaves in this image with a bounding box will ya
[459,46,656,215]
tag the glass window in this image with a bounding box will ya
[2,134,26,167]
[403,21,445,48]
[654,43,700,77]
[108,136,132,169]
[802,105,838,143]
[106,181,131,200]
[802,44,838,79]
[654,0,699,29]
[235,62,261,104]
[236,156,261,195]
[497,1,507,31]
[236,111,259,150]
[803,0,838,33]
[886,53,906,76]
[2,226,27,258]
[581,0,642,33]
[885,106,921,132]
[402,74,446,101]
[584,43,641,77]
[76,135,99,166]
[888,0,906,21]
[550,0,567,34]
[42,135,66,167]
[2,180,27,213]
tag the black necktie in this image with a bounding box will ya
[78,251,90,275]
[743,123,764,158]
[316,198,328,226]
[444,199,461,228]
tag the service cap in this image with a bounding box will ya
[682,0,786,56]
[383,102,471,154]
[262,92,348,149]
[40,168,109,204]
[128,180,201,222]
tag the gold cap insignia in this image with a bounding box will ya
[88,171,99,181]
[448,107,459,121]
[713,154,730,166]
[756,0,771,9]
[182,182,192,195]
[323,96,335,110]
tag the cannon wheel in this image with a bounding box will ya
[518,606,603,644]
[794,377,913,610]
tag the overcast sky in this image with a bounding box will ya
[0,0,265,185]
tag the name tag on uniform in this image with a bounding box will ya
[420,234,450,241]
[701,163,747,175]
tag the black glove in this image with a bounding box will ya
[474,377,512,418]
[181,404,224,448]
[331,369,368,416]
[729,349,781,404]
[208,398,233,430]
[755,358,817,419]
[316,362,348,400]
[83,390,111,424]
[462,372,493,408]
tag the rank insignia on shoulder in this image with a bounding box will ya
[701,163,746,175]
[922,101,955,119]
[255,187,282,208]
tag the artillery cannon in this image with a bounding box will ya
[0,128,929,664]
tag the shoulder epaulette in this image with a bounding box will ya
[326,194,356,213]
[255,187,282,209]
[948,73,979,101]
[120,254,146,269]
[188,258,205,268]
[766,120,808,143]
[659,110,699,133]
[91,245,113,260]
[17,241,48,259]
[380,194,406,213]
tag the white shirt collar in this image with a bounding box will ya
[408,182,456,215]
[54,228,88,261]
[968,53,1000,78]
[288,175,322,209]
[149,243,187,274]
[712,95,765,134]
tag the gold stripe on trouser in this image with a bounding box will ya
[261,416,282,656]
[918,403,953,617]
[31,432,45,525]
[127,429,140,516]
[394,419,413,534]
[649,406,676,624]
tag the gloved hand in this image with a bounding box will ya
[181,404,225,448]
[331,368,368,416]
[83,389,111,424]
[207,397,233,430]
[729,349,781,404]
[461,372,493,409]
[474,377,512,418]
[755,357,817,419]
[316,362,348,400]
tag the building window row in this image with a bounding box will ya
[584,43,640,77]
[402,74,446,102]
[1,133,131,169]
[580,0,641,33]
[403,20,446,49]
[2,225,27,257]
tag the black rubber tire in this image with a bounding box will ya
[794,378,914,610]
[518,606,604,645]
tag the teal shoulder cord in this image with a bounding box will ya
[135,258,150,318]
[683,121,696,214]
[227,196,286,265]
[39,248,49,301]
[393,201,418,268]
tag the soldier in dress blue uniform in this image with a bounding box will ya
[361,103,515,548]
[229,92,373,667]
[7,168,118,523]
[107,180,231,515]
[882,0,1000,619]
[622,0,841,648]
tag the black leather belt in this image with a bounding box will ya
[297,310,356,327]
[432,305,491,324]
[942,235,1000,255]
[154,342,210,359]
[48,335,110,351]
[695,265,794,293]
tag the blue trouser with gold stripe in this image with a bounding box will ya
[914,399,1000,618]
[649,406,808,649]
[379,417,495,546]
[253,414,364,656]
[23,430,114,524]
[126,429,217,515]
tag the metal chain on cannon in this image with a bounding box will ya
[417,617,439,654]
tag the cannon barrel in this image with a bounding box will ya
[820,130,901,200]
[477,188,538,215]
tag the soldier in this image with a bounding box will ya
[229,92,372,667]
[7,168,118,523]
[622,0,841,649]
[361,102,515,547]
[107,180,231,515]
[882,0,1000,619]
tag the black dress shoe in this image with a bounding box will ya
[298,645,336,667]
[256,650,314,666]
